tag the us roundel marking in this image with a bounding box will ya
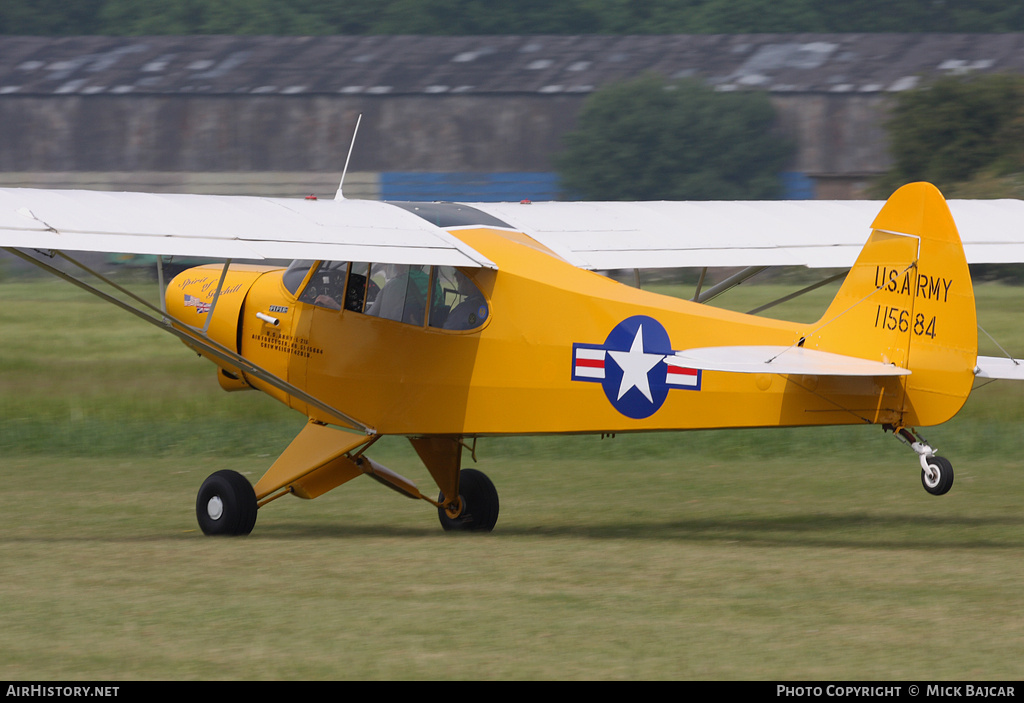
[571,315,701,419]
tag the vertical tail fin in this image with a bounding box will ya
[806,182,977,426]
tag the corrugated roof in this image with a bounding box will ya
[2,34,1024,97]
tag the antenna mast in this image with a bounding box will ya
[335,114,362,200]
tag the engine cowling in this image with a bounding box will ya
[165,264,277,389]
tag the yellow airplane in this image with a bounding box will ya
[2,181,1023,535]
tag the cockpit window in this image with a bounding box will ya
[365,264,430,325]
[429,267,489,330]
[288,260,488,330]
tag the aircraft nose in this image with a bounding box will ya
[165,264,267,353]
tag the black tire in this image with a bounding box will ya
[921,455,954,496]
[437,468,499,532]
[196,470,258,535]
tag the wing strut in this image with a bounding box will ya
[746,270,848,315]
[5,247,376,435]
[202,258,232,335]
[693,266,767,304]
[691,267,708,301]
[156,255,168,315]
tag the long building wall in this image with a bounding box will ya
[5,33,1023,199]
[0,95,582,172]
[0,92,890,198]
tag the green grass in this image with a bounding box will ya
[3,450,1023,680]
[1,276,1023,680]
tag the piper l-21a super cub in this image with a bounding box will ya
[2,181,1023,535]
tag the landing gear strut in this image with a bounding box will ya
[888,425,955,496]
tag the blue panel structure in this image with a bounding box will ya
[780,171,816,200]
[382,171,814,202]
[381,172,561,202]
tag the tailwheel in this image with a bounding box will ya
[437,468,499,532]
[887,425,955,497]
[196,470,258,536]
[921,455,954,496]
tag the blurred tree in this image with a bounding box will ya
[555,75,793,200]
[0,0,106,35]
[5,0,1024,35]
[369,0,605,34]
[876,75,1024,282]
[875,75,1024,196]
[96,0,333,35]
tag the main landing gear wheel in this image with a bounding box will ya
[437,468,499,532]
[921,455,954,496]
[196,470,258,536]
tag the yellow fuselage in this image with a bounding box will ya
[166,224,938,437]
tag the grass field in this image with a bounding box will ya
[1,274,1023,680]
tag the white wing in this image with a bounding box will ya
[6,188,1024,272]
[0,188,496,268]
[471,199,1024,269]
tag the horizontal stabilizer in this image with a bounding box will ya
[671,346,911,377]
[975,356,1024,380]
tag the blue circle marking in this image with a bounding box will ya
[571,315,700,419]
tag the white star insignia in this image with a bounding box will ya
[606,325,666,402]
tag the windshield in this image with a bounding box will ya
[282,260,314,295]
[297,261,351,310]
